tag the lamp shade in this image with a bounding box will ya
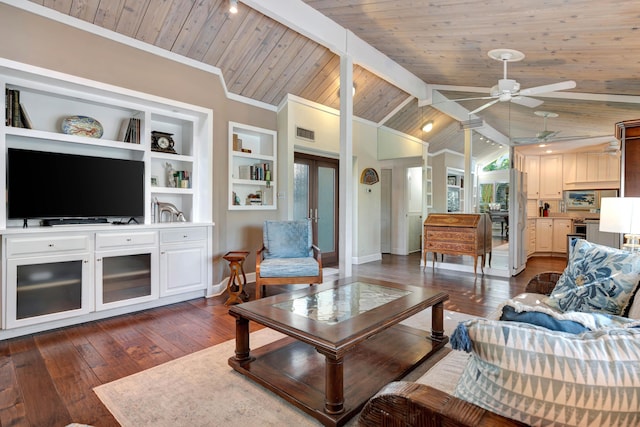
[599,197,640,234]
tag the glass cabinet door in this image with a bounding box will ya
[6,254,92,328]
[96,247,158,310]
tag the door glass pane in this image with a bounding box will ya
[293,163,309,220]
[317,166,335,252]
[16,261,82,319]
[102,254,151,303]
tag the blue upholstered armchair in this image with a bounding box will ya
[255,219,323,299]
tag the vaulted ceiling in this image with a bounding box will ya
[27,0,640,161]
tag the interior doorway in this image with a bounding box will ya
[293,153,339,266]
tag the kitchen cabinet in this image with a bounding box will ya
[527,219,536,257]
[525,156,540,199]
[535,218,553,252]
[552,219,572,254]
[563,152,620,190]
[539,155,563,199]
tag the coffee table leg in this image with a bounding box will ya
[232,314,251,362]
[431,301,445,342]
[321,352,345,415]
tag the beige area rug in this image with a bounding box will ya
[94,308,477,427]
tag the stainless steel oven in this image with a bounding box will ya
[573,220,587,235]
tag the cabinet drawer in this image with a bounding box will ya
[6,235,90,257]
[96,231,157,249]
[160,227,207,244]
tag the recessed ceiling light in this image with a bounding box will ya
[546,149,553,153]
[229,0,238,13]
[422,120,434,132]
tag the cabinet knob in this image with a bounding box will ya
[48,243,54,247]
[126,238,132,242]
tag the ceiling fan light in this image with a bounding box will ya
[422,120,434,132]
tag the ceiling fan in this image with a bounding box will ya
[458,49,576,115]
[512,111,605,145]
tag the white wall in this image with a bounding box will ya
[378,126,423,160]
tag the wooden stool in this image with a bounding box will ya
[223,251,250,306]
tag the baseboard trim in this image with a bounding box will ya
[208,272,257,298]
[352,253,382,264]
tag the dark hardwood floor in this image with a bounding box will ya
[0,254,566,427]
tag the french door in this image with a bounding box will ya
[293,153,339,266]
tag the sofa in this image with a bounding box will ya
[359,239,640,427]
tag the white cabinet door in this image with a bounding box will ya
[6,252,92,328]
[95,246,159,311]
[539,155,563,199]
[527,219,536,256]
[525,156,540,199]
[552,219,572,254]
[535,218,553,252]
[160,243,208,297]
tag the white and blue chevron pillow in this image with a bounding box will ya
[452,318,640,427]
[545,239,640,315]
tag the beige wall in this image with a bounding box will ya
[0,3,277,283]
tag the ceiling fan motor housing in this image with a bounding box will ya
[498,79,519,93]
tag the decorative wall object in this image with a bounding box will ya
[360,168,379,185]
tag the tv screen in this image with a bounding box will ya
[7,148,145,220]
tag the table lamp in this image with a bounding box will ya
[599,197,640,252]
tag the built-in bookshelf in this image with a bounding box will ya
[0,59,214,339]
[0,59,212,228]
[228,122,277,210]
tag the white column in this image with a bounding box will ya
[464,129,473,212]
[339,54,353,278]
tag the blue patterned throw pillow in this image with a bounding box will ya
[545,239,640,315]
[452,319,640,427]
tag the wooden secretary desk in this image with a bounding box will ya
[423,213,492,276]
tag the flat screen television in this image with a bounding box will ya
[7,148,145,222]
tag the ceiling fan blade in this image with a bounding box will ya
[519,80,576,96]
[511,137,542,145]
[450,95,495,102]
[511,96,544,108]
[469,99,500,115]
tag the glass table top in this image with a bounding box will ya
[272,281,412,325]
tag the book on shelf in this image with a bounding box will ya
[19,103,32,129]
[5,89,31,128]
[119,117,141,143]
[238,163,272,182]
[173,170,191,188]
[238,165,252,180]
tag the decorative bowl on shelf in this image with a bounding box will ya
[61,115,103,138]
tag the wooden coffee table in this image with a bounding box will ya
[228,277,449,427]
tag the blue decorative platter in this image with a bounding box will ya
[61,115,103,138]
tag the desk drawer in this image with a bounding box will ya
[96,231,157,249]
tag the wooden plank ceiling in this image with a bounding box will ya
[29,0,640,160]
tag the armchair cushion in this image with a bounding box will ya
[545,239,640,315]
[451,318,640,427]
[263,220,312,258]
[258,257,320,278]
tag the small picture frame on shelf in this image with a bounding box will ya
[151,176,158,186]
[447,176,457,185]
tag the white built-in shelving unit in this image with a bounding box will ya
[228,121,277,210]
